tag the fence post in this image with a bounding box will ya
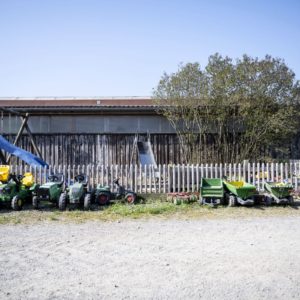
[261,163,265,191]
[171,164,174,193]
[139,164,142,194]
[149,164,153,193]
[177,164,181,193]
[163,164,166,194]
[233,163,236,180]
[191,164,194,192]
[196,164,199,191]
[167,164,171,193]
[144,164,148,194]
[158,164,161,194]
[256,162,260,190]
[187,164,190,192]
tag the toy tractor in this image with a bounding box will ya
[32,173,64,209]
[0,165,38,211]
[58,174,92,210]
[94,178,137,205]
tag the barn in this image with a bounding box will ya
[0,97,183,166]
[1,97,300,166]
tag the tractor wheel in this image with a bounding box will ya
[12,195,23,211]
[58,193,67,211]
[288,196,294,206]
[90,189,96,203]
[84,193,91,211]
[98,193,110,205]
[125,193,136,204]
[264,195,272,206]
[219,197,225,205]
[228,195,236,207]
[32,196,40,209]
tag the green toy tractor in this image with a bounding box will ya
[58,174,92,210]
[32,173,64,209]
[94,178,137,205]
[0,167,38,211]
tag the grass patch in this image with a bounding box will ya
[0,195,299,225]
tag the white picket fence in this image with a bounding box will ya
[8,162,300,193]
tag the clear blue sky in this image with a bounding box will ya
[0,0,299,97]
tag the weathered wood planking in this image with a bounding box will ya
[3,133,300,166]
[4,134,183,165]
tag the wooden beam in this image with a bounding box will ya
[7,114,29,163]
[0,150,7,164]
[0,107,23,116]
[7,112,44,162]
[25,123,43,160]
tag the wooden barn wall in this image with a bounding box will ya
[2,133,300,166]
[3,134,184,166]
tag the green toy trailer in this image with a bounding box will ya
[223,180,257,207]
[264,182,294,205]
[199,178,224,206]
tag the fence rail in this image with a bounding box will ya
[8,162,300,193]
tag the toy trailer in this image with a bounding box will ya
[200,178,224,207]
[223,180,257,207]
[264,182,294,205]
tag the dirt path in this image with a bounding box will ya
[1,217,300,299]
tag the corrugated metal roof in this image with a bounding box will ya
[0,97,156,107]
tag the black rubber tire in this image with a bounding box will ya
[264,195,272,206]
[12,195,23,211]
[58,193,67,211]
[32,196,40,209]
[125,193,136,204]
[219,197,225,205]
[98,193,110,205]
[228,195,236,207]
[84,193,91,210]
[288,196,294,206]
[90,188,96,203]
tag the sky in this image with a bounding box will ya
[0,0,299,97]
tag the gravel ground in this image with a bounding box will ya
[1,216,300,300]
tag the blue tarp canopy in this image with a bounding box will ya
[0,135,48,167]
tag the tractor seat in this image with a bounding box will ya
[22,172,34,187]
[0,165,10,182]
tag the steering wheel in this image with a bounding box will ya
[113,178,120,185]
[49,175,59,182]
[75,174,85,182]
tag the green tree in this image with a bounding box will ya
[153,54,300,163]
